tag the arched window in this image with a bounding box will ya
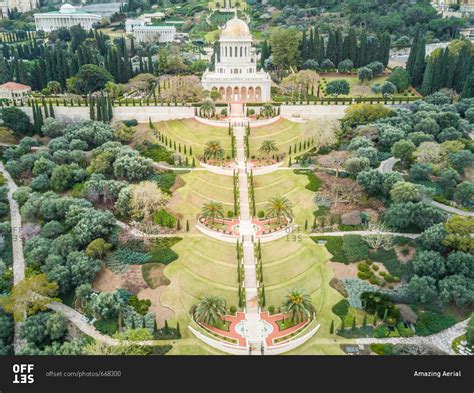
[240,46,243,57]
[235,46,237,57]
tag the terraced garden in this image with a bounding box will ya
[248,119,303,159]
[159,235,238,354]
[260,236,345,354]
[136,119,233,157]
[167,171,235,230]
[253,170,317,226]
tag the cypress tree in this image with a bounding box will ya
[406,29,420,76]
[107,96,113,122]
[421,56,435,96]
[176,322,181,339]
[49,101,54,118]
[411,35,426,86]
[330,320,334,334]
[89,95,95,120]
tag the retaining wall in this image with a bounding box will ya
[20,105,195,123]
[280,105,349,120]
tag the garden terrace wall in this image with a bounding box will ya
[18,105,195,123]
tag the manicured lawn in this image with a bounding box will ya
[261,236,346,354]
[167,171,235,230]
[253,170,316,227]
[248,119,304,158]
[321,75,390,98]
[159,235,238,337]
[135,119,232,158]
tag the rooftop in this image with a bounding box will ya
[220,16,251,40]
[0,82,31,90]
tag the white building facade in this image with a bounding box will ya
[34,4,101,32]
[0,0,38,18]
[201,17,271,102]
[125,19,176,43]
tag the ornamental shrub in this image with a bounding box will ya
[342,235,369,262]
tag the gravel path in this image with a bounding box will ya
[356,320,469,355]
[0,163,26,353]
[378,156,474,217]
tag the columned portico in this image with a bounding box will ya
[202,16,271,103]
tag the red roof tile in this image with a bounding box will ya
[0,82,31,90]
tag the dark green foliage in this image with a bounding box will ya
[140,144,173,165]
[1,107,32,136]
[342,235,369,262]
[383,202,446,232]
[70,64,113,94]
[93,318,119,336]
[123,119,138,127]
[149,172,177,193]
[153,209,176,228]
[129,295,151,315]
[370,343,394,355]
[332,299,350,319]
[311,236,347,263]
[361,292,400,322]
[294,169,321,191]
[114,248,151,265]
[414,311,456,336]
[149,237,181,265]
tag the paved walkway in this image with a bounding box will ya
[378,157,399,174]
[0,165,168,350]
[378,156,474,217]
[233,124,265,354]
[356,319,468,355]
[310,230,420,239]
[0,163,26,353]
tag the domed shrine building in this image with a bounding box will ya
[201,16,271,103]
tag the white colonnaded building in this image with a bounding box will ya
[125,19,176,43]
[34,4,101,32]
[201,16,271,102]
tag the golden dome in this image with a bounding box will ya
[221,17,251,39]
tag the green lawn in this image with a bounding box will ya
[253,170,317,227]
[261,236,346,354]
[321,75,415,98]
[136,119,232,158]
[167,171,235,230]
[248,119,304,158]
[159,235,238,351]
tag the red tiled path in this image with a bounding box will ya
[260,312,309,346]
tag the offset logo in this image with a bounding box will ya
[12,364,34,384]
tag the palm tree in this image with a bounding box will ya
[281,289,314,323]
[260,103,275,118]
[204,140,225,160]
[201,200,224,221]
[200,99,216,119]
[194,295,227,327]
[259,140,279,158]
[266,195,293,224]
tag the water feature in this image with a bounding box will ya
[235,320,273,338]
